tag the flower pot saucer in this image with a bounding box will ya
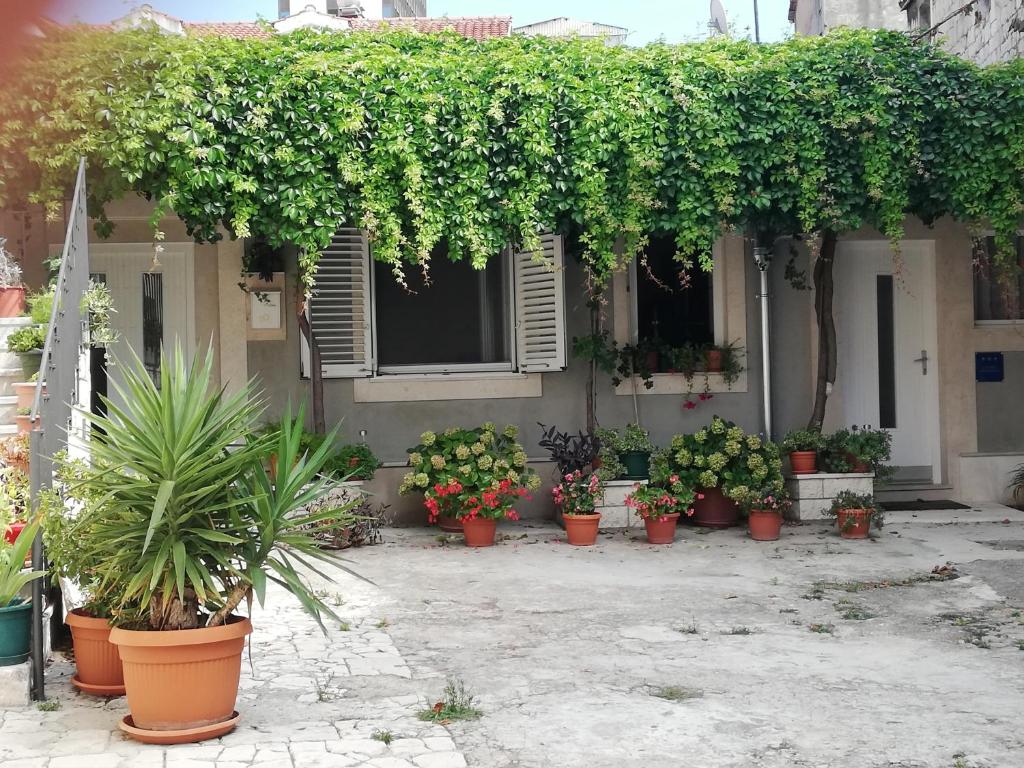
[118,712,239,745]
[71,674,125,697]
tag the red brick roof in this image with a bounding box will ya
[181,17,512,41]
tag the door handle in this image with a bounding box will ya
[913,349,928,375]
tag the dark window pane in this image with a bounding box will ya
[142,272,163,385]
[877,275,896,429]
[635,234,714,347]
[974,236,1024,321]
[374,246,509,367]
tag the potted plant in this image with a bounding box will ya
[74,347,358,743]
[0,517,45,667]
[827,490,884,539]
[0,467,29,545]
[595,424,654,480]
[736,488,791,541]
[39,459,134,695]
[552,470,603,546]
[625,476,695,544]
[781,428,825,474]
[0,237,25,318]
[655,417,784,529]
[7,289,52,380]
[704,340,744,380]
[537,423,600,475]
[327,442,381,482]
[401,423,540,542]
[824,426,892,475]
[0,434,29,477]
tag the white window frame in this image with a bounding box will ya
[371,248,518,376]
[611,235,748,396]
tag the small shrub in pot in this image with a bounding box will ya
[827,490,884,539]
[552,470,603,546]
[780,429,824,475]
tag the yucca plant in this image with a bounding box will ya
[0,517,45,608]
[75,345,357,631]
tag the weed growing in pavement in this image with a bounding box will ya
[36,700,60,712]
[808,623,835,635]
[418,678,482,723]
[724,626,754,636]
[372,729,394,745]
[650,685,703,702]
[314,671,338,702]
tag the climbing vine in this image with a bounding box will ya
[0,26,1022,289]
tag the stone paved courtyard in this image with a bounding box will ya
[4,509,1024,767]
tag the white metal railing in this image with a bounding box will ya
[28,157,90,700]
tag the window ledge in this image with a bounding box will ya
[354,373,542,402]
[614,372,748,396]
[974,320,1024,327]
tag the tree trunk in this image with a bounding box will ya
[585,305,597,433]
[208,582,251,628]
[296,297,326,434]
[808,229,838,431]
[150,588,200,631]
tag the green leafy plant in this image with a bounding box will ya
[73,345,359,631]
[821,426,892,476]
[0,517,45,608]
[400,424,540,523]
[625,479,696,521]
[328,443,381,482]
[781,429,825,454]
[81,280,119,347]
[551,469,603,516]
[652,417,784,507]
[707,340,744,386]
[5,28,1021,291]
[826,490,884,531]
[596,424,654,455]
[0,466,29,525]
[6,324,45,353]
[418,678,482,723]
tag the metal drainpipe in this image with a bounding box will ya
[752,244,773,440]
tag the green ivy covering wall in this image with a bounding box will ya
[0,26,1021,288]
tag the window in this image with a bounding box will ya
[974,236,1024,322]
[373,245,512,371]
[633,233,714,349]
[306,229,567,378]
[902,0,931,31]
[141,272,163,385]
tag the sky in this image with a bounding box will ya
[50,0,794,45]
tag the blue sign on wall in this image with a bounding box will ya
[976,352,1004,382]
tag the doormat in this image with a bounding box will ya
[880,500,971,511]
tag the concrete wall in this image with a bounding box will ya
[791,0,904,35]
[932,0,1023,65]
[976,351,1024,453]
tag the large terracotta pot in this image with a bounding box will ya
[436,513,463,533]
[14,382,38,410]
[643,512,680,544]
[66,609,125,696]
[788,450,818,475]
[0,287,26,317]
[110,616,251,743]
[563,513,601,546]
[690,486,739,528]
[462,517,497,548]
[844,452,870,473]
[836,509,872,539]
[748,510,783,541]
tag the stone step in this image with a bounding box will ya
[0,394,16,424]
[0,423,17,436]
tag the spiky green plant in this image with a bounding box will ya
[0,517,45,607]
[75,344,357,631]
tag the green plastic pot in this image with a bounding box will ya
[16,350,42,381]
[0,598,33,667]
[620,450,651,479]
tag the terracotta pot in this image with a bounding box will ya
[690,486,739,528]
[844,452,870,473]
[0,287,26,318]
[66,609,125,696]
[789,450,818,475]
[110,616,251,741]
[3,520,26,546]
[436,513,463,533]
[643,512,680,544]
[462,517,498,547]
[563,513,601,546]
[705,349,723,373]
[837,508,872,539]
[748,509,783,541]
[14,382,38,410]
[15,414,33,434]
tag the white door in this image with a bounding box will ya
[90,243,196,403]
[831,240,940,482]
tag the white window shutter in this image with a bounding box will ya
[307,228,373,378]
[513,232,567,372]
